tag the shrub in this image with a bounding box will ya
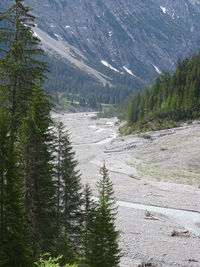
[35,254,77,267]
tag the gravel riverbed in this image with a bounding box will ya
[52,111,200,267]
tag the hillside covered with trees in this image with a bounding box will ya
[127,52,200,131]
[45,54,139,109]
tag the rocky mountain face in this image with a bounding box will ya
[1,0,200,89]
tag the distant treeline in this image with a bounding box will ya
[127,51,200,128]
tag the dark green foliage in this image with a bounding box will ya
[45,55,137,108]
[18,86,56,258]
[0,102,32,267]
[0,0,41,264]
[0,0,54,264]
[0,2,121,266]
[127,52,200,129]
[88,164,121,267]
[80,184,95,267]
[0,0,47,142]
[54,122,83,264]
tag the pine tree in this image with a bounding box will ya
[55,122,83,263]
[0,0,47,145]
[88,164,121,267]
[0,101,28,266]
[55,122,63,254]
[0,0,55,262]
[0,97,33,266]
[18,86,56,258]
[127,92,141,125]
[0,1,39,263]
[81,184,95,267]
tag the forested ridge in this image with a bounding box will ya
[45,54,138,109]
[0,1,120,266]
[127,52,200,130]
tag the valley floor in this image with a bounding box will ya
[52,111,200,267]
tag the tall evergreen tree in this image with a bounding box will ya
[0,94,32,266]
[55,122,83,263]
[18,86,56,258]
[54,121,62,254]
[88,164,121,267]
[0,0,46,144]
[0,0,54,264]
[80,184,95,267]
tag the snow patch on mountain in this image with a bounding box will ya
[123,66,136,77]
[19,0,200,89]
[160,6,167,14]
[33,27,111,86]
[54,33,63,40]
[153,65,162,74]
[189,0,200,5]
[101,60,120,73]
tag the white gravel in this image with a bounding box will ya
[52,112,200,267]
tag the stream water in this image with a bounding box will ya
[118,200,200,236]
[92,194,200,236]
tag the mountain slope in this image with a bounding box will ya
[1,0,200,102]
[33,27,111,86]
[24,0,200,83]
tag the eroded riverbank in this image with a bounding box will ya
[52,111,200,267]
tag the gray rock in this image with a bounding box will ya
[24,0,200,84]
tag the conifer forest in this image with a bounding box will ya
[0,1,120,266]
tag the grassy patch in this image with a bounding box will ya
[120,118,183,135]
[136,162,200,184]
[127,160,200,185]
